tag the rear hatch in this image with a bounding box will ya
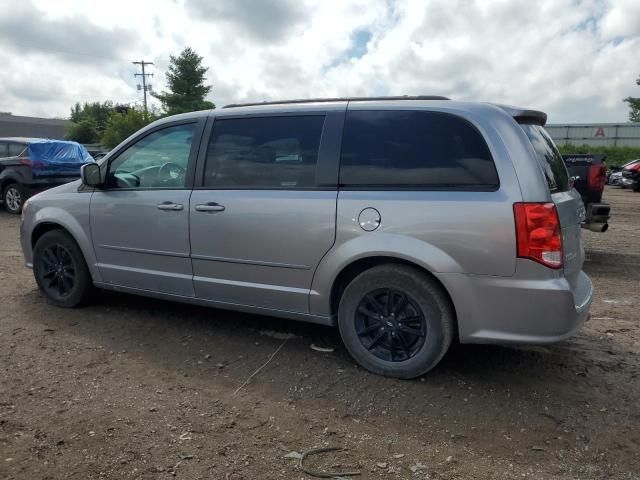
[519,124,585,288]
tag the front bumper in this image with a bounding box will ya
[438,267,593,345]
[20,208,34,268]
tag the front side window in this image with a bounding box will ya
[0,142,7,158]
[340,110,499,189]
[107,123,196,189]
[203,116,325,189]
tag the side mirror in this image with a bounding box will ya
[81,163,102,187]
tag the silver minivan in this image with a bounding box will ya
[20,97,592,378]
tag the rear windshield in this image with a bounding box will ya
[520,124,569,192]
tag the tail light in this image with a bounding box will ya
[587,164,606,191]
[19,157,43,168]
[513,202,563,269]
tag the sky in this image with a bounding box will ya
[0,0,638,123]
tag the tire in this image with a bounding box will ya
[3,183,23,214]
[338,264,454,379]
[33,230,94,307]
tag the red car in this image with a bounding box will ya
[621,160,640,191]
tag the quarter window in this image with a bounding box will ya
[340,110,499,188]
[107,123,196,189]
[519,124,570,193]
[203,116,325,189]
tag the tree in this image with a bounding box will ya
[153,47,215,116]
[70,101,114,133]
[65,118,100,144]
[623,75,640,122]
[101,108,153,149]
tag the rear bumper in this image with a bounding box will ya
[438,268,593,345]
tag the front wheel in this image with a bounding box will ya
[33,230,94,307]
[338,264,454,379]
[3,183,23,214]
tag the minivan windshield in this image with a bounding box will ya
[520,124,570,193]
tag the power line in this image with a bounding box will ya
[133,60,154,118]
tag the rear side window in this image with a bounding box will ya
[519,124,569,193]
[339,110,498,189]
[8,143,27,157]
[203,116,325,189]
[0,142,7,158]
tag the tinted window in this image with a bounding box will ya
[340,110,498,188]
[520,124,569,193]
[0,142,7,158]
[203,116,325,189]
[107,123,196,189]
[8,143,26,157]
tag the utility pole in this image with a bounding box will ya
[133,60,154,118]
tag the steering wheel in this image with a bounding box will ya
[157,162,186,184]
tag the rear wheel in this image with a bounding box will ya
[338,264,454,379]
[33,230,93,307]
[3,183,23,214]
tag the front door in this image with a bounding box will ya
[189,113,340,313]
[90,121,202,296]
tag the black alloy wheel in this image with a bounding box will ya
[33,230,93,307]
[338,264,454,379]
[355,288,427,362]
[38,243,76,299]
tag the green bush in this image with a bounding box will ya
[65,118,100,144]
[557,144,640,167]
[101,108,155,149]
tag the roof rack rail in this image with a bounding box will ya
[223,95,450,109]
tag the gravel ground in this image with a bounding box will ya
[1,186,639,479]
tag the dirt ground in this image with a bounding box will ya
[1,186,639,480]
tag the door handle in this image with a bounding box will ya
[157,202,184,211]
[195,202,225,212]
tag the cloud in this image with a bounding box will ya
[601,0,640,38]
[0,0,637,123]
[184,0,307,42]
[0,0,139,64]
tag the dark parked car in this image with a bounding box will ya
[0,137,93,214]
[562,154,610,232]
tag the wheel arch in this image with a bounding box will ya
[327,255,459,338]
[31,222,69,248]
[29,209,100,283]
[0,170,24,194]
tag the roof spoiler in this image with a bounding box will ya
[492,104,547,126]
